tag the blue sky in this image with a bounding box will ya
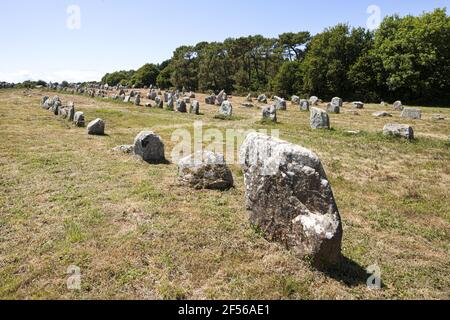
[0,0,448,83]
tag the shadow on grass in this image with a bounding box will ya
[319,256,382,288]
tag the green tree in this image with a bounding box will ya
[271,60,304,98]
[129,63,160,88]
[372,8,450,103]
[278,32,311,61]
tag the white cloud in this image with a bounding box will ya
[0,69,103,83]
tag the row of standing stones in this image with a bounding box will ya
[38,89,445,268]
[41,96,105,135]
[113,130,342,268]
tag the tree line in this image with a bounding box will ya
[101,9,449,105]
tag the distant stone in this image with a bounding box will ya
[383,124,414,140]
[300,99,310,111]
[176,99,187,113]
[73,112,85,127]
[401,107,422,120]
[216,90,226,106]
[68,104,75,121]
[134,95,141,106]
[291,95,300,104]
[331,97,343,108]
[183,96,191,104]
[257,94,268,104]
[309,96,319,106]
[133,131,165,163]
[178,151,234,190]
[155,96,163,108]
[87,118,105,135]
[261,105,277,122]
[373,111,392,118]
[310,107,330,129]
[190,100,200,115]
[145,102,152,108]
[218,101,233,117]
[205,95,216,105]
[273,96,287,110]
[124,96,131,103]
[326,103,340,114]
[240,103,255,108]
[245,93,253,102]
[239,133,343,268]
[41,96,49,106]
[189,92,196,99]
[166,97,174,110]
[393,101,403,111]
[352,101,364,109]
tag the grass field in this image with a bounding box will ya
[0,88,449,299]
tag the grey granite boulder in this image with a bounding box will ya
[309,96,319,106]
[218,101,233,117]
[352,101,364,109]
[133,131,165,163]
[291,95,300,104]
[310,107,330,129]
[273,96,287,110]
[383,124,414,140]
[178,151,234,190]
[261,105,277,122]
[400,107,422,120]
[326,103,340,114]
[73,111,85,127]
[257,94,268,104]
[176,99,187,113]
[300,99,310,111]
[87,118,105,135]
[190,100,200,115]
[393,100,403,111]
[239,133,343,268]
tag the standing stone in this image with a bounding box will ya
[178,151,234,190]
[245,93,253,102]
[59,108,68,119]
[393,101,403,111]
[273,96,287,110]
[326,103,340,114]
[167,97,174,110]
[400,107,422,120]
[352,101,364,109]
[216,90,226,106]
[87,118,105,135]
[133,131,165,163]
[218,101,233,117]
[176,99,187,113]
[309,96,319,106]
[310,107,330,129]
[73,112,85,127]
[300,99,310,111]
[134,95,141,106]
[163,92,169,102]
[331,97,343,108]
[155,96,163,108]
[124,96,131,103]
[190,100,200,115]
[41,96,49,106]
[183,96,191,104]
[291,95,300,104]
[205,95,216,105]
[239,133,343,268]
[257,94,268,104]
[261,105,277,122]
[383,124,414,140]
[68,104,75,121]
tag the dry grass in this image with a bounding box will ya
[0,88,449,300]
